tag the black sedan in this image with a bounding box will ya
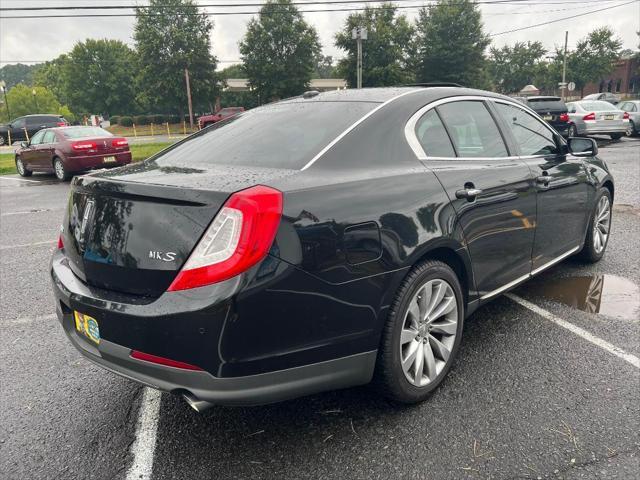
[51,86,614,411]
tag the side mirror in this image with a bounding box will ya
[20,141,29,148]
[567,137,597,157]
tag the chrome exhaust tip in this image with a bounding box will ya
[182,393,214,412]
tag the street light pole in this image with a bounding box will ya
[0,81,9,120]
[352,27,367,89]
[184,68,194,131]
[561,31,568,101]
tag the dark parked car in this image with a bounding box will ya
[523,96,570,136]
[198,107,245,128]
[51,87,613,411]
[15,126,132,181]
[0,114,68,145]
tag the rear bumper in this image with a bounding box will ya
[581,121,628,135]
[65,151,132,171]
[50,251,376,406]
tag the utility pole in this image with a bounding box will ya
[352,27,367,89]
[185,68,194,130]
[561,31,569,101]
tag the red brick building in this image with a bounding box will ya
[582,55,639,98]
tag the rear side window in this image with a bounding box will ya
[526,98,567,112]
[27,115,56,125]
[415,109,455,157]
[154,101,378,169]
[495,103,557,156]
[43,131,56,143]
[437,101,508,158]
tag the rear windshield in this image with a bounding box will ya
[579,101,616,111]
[61,127,113,139]
[153,101,378,170]
[526,98,566,112]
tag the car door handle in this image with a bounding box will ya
[455,188,483,199]
[537,175,550,184]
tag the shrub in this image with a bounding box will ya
[151,114,166,124]
[167,115,181,124]
[110,115,120,125]
[133,115,150,125]
[119,116,133,127]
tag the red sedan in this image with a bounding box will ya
[15,126,132,181]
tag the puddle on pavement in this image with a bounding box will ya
[526,274,639,320]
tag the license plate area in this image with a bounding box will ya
[543,115,553,121]
[604,115,615,120]
[74,311,100,344]
[103,156,116,163]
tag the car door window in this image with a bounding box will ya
[414,109,456,157]
[30,130,46,145]
[436,101,508,158]
[43,131,56,144]
[494,103,557,156]
[12,118,26,129]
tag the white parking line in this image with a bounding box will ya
[0,176,41,183]
[506,293,640,369]
[126,387,162,480]
[0,240,54,250]
[1,208,63,217]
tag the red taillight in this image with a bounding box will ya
[72,141,97,151]
[57,234,64,249]
[623,112,629,120]
[56,122,66,127]
[130,350,203,371]
[559,113,569,122]
[168,185,283,291]
[583,112,596,121]
[113,138,128,147]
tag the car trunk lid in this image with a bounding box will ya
[61,162,297,297]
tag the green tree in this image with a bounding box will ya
[32,55,71,106]
[488,41,547,94]
[240,0,320,102]
[335,4,414,87]
[0,63,40,89]
[134,0,219,115]
[413,0,490,88]
[566,27,622,96]
[1,84,64,122]
[61,39,137,115]
[314,55,338,79]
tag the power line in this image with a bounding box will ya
[0,0,624,18]
[489,0,638,35]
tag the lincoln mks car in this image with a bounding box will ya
[51,86,614,411]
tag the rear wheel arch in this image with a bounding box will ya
[410,245,471,312]
[602,180,614,201]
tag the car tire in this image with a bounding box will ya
[15,156,32,177]
[374,260,464,404]
[577,188,612,263]
[626,121,636,137]
[0,135,5,146]
[568,124,578,137]
[53,157,71,181]
[609,133,622,140]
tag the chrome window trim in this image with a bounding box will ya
[479,245,580,300]
[300,88,423,171]
[405,95,558,161]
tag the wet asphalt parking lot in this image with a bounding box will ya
[1,136,638,480]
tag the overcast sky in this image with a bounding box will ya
[1,0,638,70]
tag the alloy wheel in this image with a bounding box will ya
[54,160,65,180]
[593,195,611,254]
[0,136,5,146]
[569,125,578,137]
[16,157,25,175]
[399,279,458,387]
[626,123,634,137]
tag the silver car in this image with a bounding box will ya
[583,92,620,105]
[566,100,629,139]
[619,100,639,136]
